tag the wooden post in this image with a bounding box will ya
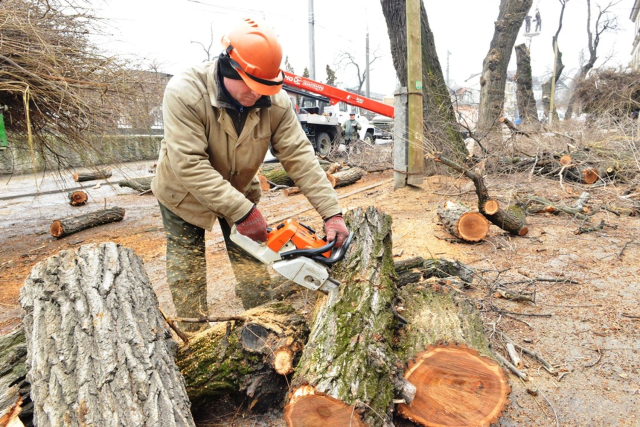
[393,87,409,189]
[406,0,424,186]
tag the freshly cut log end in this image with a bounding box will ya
[559,155,572,166]
[284,386,365,427]
[258,174,270,191]
[457,212,489,242]
[325,172,337,188]
[517,227,529,236]
[274,347,294,375]
[398,343,510,427]
[50,220,63,238]
[483,199,500,215]
[68,190,88,206]
[582,168,599,185]
[283,187,300,197]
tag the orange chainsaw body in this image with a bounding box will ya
[266,219,331,258]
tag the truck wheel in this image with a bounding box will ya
[316,132,332,156]
[364,131,374,144]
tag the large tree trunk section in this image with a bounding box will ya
[72,168,112,182]
[436,156,528,236]
[331,167,365,187]
[394,256,475,286]
[0,329,31,427]
[437,201,490,242]
[381,0,468,164]
[476,0,533,136]
[50,206,125,238]
[176,302,309,412]
[118,176,153,192]
[394,283,510,427]
[67,190,88,206]
[19,243,195,427]
[514,44,539,125]
[284,207,400,426]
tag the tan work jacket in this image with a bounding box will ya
[151,59,341,230]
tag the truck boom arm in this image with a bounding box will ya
[283,71,394,118]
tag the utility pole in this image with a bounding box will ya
[308,0,316,80]
[395,0,424,188]
[365,23,370,98]
[446,50,451,87]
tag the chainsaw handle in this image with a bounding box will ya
[279,239,336,259]
[313,231,354,266]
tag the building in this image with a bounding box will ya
[631,0,640,70]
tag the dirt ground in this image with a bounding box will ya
[1,146,639,426]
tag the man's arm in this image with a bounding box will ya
[163,85,253,222]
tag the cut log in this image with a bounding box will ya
[0,328,31,427]
[72,168,112,182]
[19,243,195,427]
[285,207,400,426]
[437,201,489,242]
[330,167,365,188]
[67,190,88,206]
[483,199,500,215]
[559,155,572,166]
[435,156,528,236]
[394,256,475,286]
[282,187,301,197]
[50,206,125,238]
[395,282,510,427]
[325,172,337,187]
[176,302,309,412]
[258,174,270,191]
[261,161,341,187]
[118,176,153,192]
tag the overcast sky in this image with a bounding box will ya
[97,0,636,96]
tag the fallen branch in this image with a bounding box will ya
[574,219,617,235]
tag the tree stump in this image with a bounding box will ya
[437,201,489,242]
[68,190,88,206]
[0,328,31,427]
[284,207,400,426]
[50,206,125,238]
[19,243,194,427]
[72,168,112,182]
[176,302,309,412]
[118,176,153,192]
[395,282,510,427]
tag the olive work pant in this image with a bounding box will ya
[158,202,272,331]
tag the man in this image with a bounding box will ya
[525,15,531,33]
[342,112,361,145]
[151,18,349,331]
[534,9,542,32]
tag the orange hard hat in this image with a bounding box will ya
[221,18,284,96]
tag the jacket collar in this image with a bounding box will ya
[211,58,272,111]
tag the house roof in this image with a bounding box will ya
[631,0,640,21]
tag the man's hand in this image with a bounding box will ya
[236,205,268,242]
[324,214,349,248]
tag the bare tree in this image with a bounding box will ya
[476,0,533,136]
[380,0,468,163]
[541,0,569,122]
[190,24,215,62]
[336,49,382,94]
[564,0,619,119]
[284,56,295,74]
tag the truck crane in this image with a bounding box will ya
[281,72,394,155]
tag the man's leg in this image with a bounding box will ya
[158,202,208,333]
[218,217,273,309]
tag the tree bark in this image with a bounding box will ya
[118,176,153,192]
[514,44,539,124]
[284,207,400,426]
[0,328,31,427]
[72,168,112,182]
[437,201,490,242]
[19,243,195,427]
[331,167,365,187]
[176,302,309,412]
[476,0,533,136]
[380,0,469,164]
[394,256,475,286]
[50,206,125,238]
[261,161,337,187]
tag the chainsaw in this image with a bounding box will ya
[230,219,353,293]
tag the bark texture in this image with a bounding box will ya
[331,167,365,187]
[72,168,112,182]
[380,0,468,164]
[514,44,539,124]
[0,328,31,427]
[118,176,153,192]
[176,302,309,412]
[285,206,399,426]
[476,0,533,136]
[50,206,125,238]
[542,0,567,122]
[394,256,475,286]
[437,201,490,242]
[19,243,195,427]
